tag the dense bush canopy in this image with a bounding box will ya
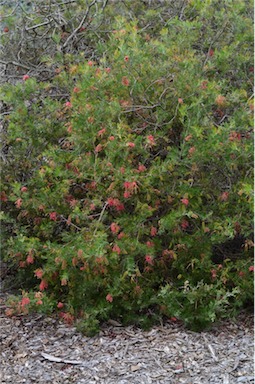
[0,0,254,334]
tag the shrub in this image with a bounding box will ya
[1,0,253,334]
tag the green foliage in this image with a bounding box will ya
[159,282,242,331]
[1,0,253,335]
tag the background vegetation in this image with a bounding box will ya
[0,0,253,335]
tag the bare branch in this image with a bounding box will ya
[62,0,97,49]
[25,19,54,31]
[120,104,160,113]
[0,59,32,71]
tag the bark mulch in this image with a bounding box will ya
[0,293,254,384]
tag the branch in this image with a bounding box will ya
[25,19,54,31]
[60,215,81,231]
[0,60,32,70]
[120,104,160,113]
[93,202,108,236]
[62,0,97,49]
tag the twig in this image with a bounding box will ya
[41,352,82,365]
[0,60,32,71]
[25,19,54,31]
[120,104,160,113]
[207,343,218,362]
[60,215,81,231]
[93,202,108,236]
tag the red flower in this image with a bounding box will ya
[87,116,94,123]
[107,197,125,211]
[112,244,121,255]
[215,95,226,107]
[162,249,175,259]
[122,76,130,86]
[35,292,43,299]
[23,74,30,81]
[57,302,64,309]
[90,203,96,211]
[181,220,189,230]
[73,87,80,93]
[137,164,146,172]
[21,186,28,192]
[34,269,43,279]
[107,197,117,207]
[147,135,156,146]
[219,192,229,202]
[150,226,157,236]
[124,56,129,62]
[229,131,241,142]
[15,198,22,208]
[123,191,131,199]
[65,101,72,108]
[117,232,125,239]
[72,257,78,266]
[124,181,138,193]
[97,128,106,137]
[39,279,48,291]
[188,146,196,155]
[36,300,43,305]
[34,216,41,224]
[106,294,113,303]
[146,241,154,248]
[60,312,74,325]
[77,249,83,258]
[88,61,93,66]
[145,255,154,265]
[123,181,138,198]
[116,203,125,211]
[0,192,8,202]
[95,144,103,153]
[110,222,120,234]
[178,98,183,104]
[185,134,192,142]
[49,211,57,221]
[208,48,214,57]
[109,135,115,141]
[181,198,189,206]
[127,142,135,148]
[249,266,254,272]
[61,278,68,286]
[26,254,34,264]
[200,81,208,90]
[105,67,111,73]
[19,261,26,268]
[211,269,217,280]
[21,297,30,307]
[5,308,14,317]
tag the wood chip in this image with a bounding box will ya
[130,364,141,372]
[207,343,218,362]
[41,352,82,365]
[0,292,254,384]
